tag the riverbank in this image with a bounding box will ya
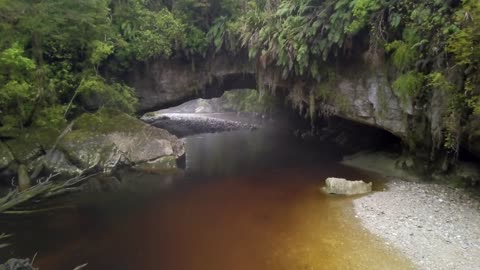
[144,113,261,137]
[353,179,480,270]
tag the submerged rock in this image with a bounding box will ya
[323,177,372,195]
[0,258,36,270]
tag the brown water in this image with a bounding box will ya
[0,130,413,269]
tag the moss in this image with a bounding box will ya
[0,142,14,170]
[73,109,144,134]
[61,130,97,145]
[4,127,61,164]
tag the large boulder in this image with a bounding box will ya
[323,177,372,195]
[59,132,122,173]
[4,139,43,165]
[58,110,185,173]
[28,149,83,178]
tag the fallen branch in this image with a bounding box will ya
[0,172,100,214]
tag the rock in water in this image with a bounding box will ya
[0,258,36,270]
[323,177,372,195]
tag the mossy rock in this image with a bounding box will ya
[73,109,144,134]
[59,132,122,171]
[73,109,184,158]
[4,127,61,164]
[0,141,14,171]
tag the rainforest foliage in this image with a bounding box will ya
[0,0,479,158]
[0,0,241,134]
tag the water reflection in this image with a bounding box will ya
[183,129,343,178]
[0,129,412,270]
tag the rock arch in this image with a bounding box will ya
[129,53,256,114]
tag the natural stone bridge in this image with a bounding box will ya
[130,53,256,114]
[128,53,479,158]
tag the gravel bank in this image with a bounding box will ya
[144,113,259,137]
[353,180,480,270]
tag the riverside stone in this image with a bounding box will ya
[323,177,372,195]
[58,111,185,173]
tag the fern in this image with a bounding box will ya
[392,72,424,103]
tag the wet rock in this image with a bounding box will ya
[134,156,178,173]
[5,139,43,165]
[4,128,59,165]
[323,177,372,195]
[0,258,35,270]
[0,142,14,171]
[44,150,82,176]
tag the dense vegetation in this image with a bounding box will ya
[0,0,241,134]
[1,0,479,165]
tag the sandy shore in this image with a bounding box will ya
[353,180,480,270]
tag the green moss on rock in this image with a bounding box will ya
[0,142,14,170]
[4,127,60,164]
[73,109,144,134]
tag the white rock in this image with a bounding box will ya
[323,177,373,195]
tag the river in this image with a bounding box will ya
[0,127,413,269]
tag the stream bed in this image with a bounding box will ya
[0,128,414,269]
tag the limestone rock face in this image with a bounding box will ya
[334,65,409,138]
[131,55,409,140]
[129,52,255,113]
[323,177,373,195]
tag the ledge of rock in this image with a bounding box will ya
[0,110,185,180]
[323,177,372,195]
[58,110,185,174]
